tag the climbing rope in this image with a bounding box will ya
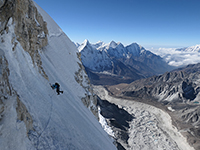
[34,92,54,149]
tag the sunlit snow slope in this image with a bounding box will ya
[0,1,116,150]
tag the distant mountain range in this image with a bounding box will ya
[76,40,174,85]
[176,44,200,52]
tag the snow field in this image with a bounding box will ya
[98,106,115,137]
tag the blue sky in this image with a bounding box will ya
[34,0,200,49]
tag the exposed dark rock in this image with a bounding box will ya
[114,141,126,150]
[97,98,135,146]
[0,0,49,79]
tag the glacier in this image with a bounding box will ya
[94,86,195,150]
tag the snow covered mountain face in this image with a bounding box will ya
[106,63,200,150]
[0,0,117,150]
[77,40,174,85]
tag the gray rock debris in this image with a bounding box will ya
[0,0,5,8]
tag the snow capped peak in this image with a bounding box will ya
[78,40,149,59]
[176,44,200,52]
[109,40,117,48]
[93,41,105,49]
[128,42,140,48]
[83,39,90,45]
[78,39,91,52]
[125,43,145,56]
[96,40,104,45]
[189,44,200,52]
[116,42,124,49]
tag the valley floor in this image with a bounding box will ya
[94,86,195,150]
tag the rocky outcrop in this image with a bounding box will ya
[75,55,98,118]
[0,48,33,137]
[0,49,10,125]
[16,96,34,135]
[14,0,48,79]
[97,98,134,149]
[0,0,48,79]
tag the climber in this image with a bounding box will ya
[51,82,63,95]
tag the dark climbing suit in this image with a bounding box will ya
[51,83,63,95]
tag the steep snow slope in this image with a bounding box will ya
[0,1,116,150]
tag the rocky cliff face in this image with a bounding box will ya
[0,49,12,123]
[75,56,98,118]
[0,0,48,79]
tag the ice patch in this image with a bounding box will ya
[167,106,175,112]
[98,106,115,137]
